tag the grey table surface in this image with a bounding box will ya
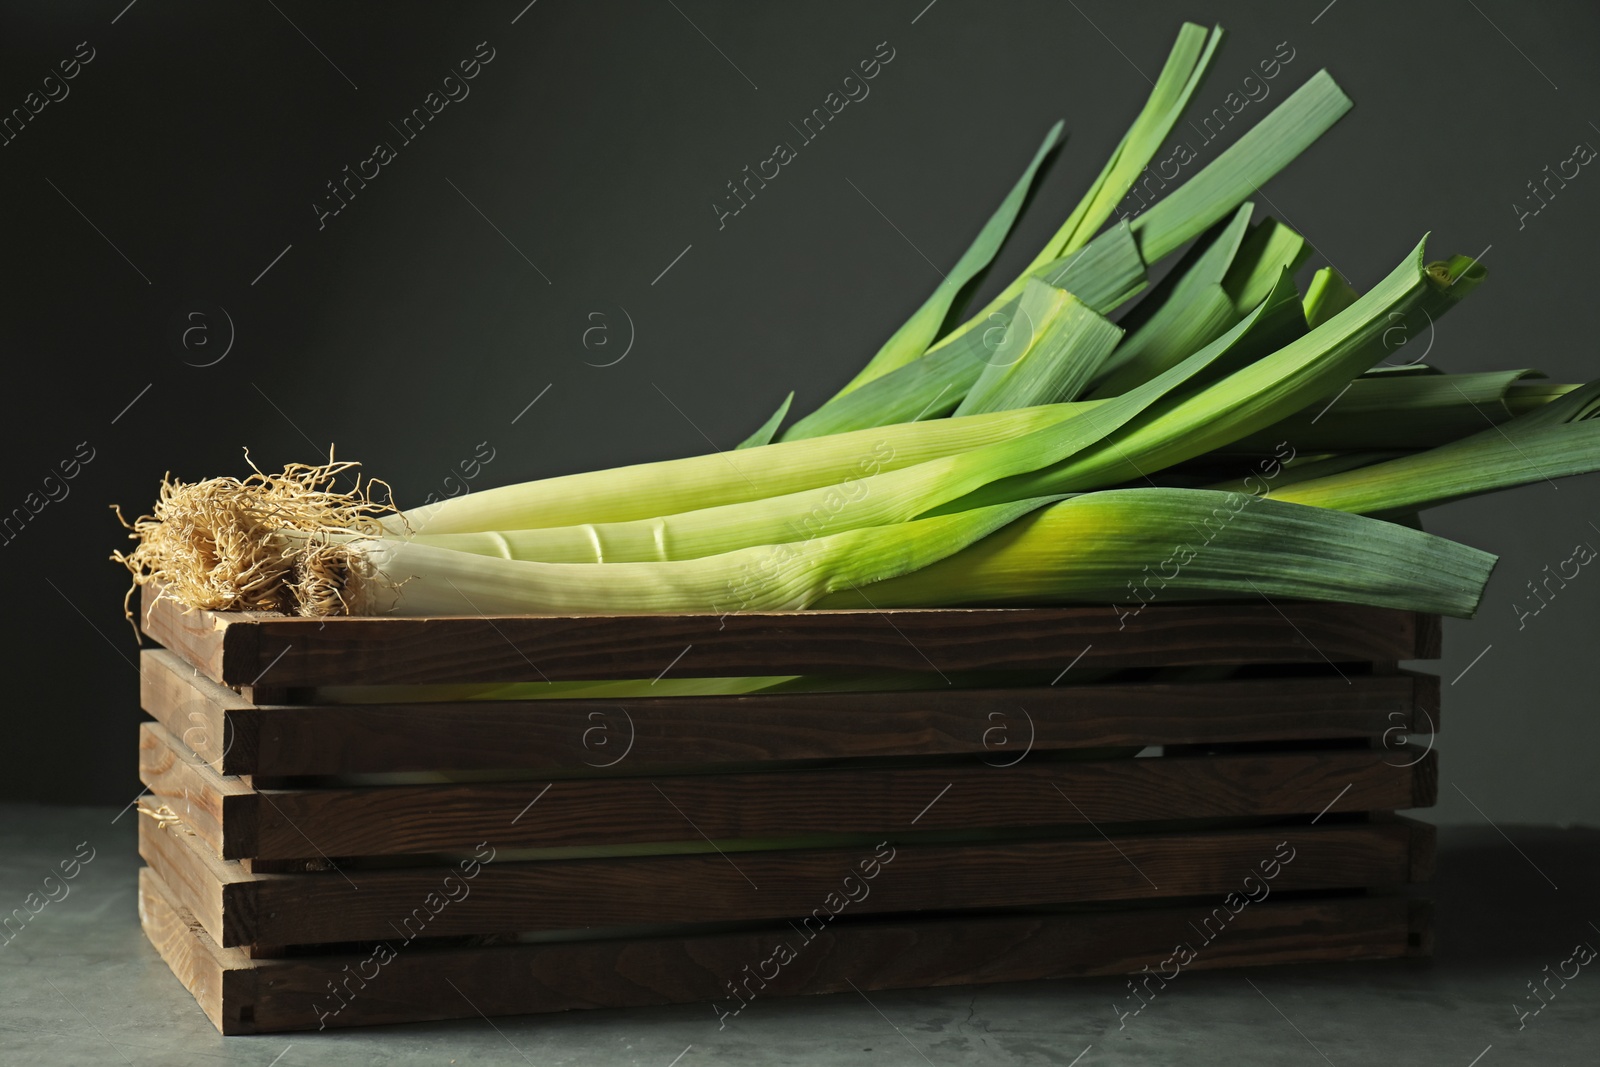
[0,803,1595,1067]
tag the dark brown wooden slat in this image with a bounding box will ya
[1396,814,1437,881]
[247,749,1433,857]
[137,723,255,857]
[1413,614,1443,660]
[138,868,243,1033]
[139,812,251,945]
[140,649,1433,777]
[138,721,1433,860]
[138,863,1427,1035]
[1416,671,1441,724]
[139,815,1429,948]
[141,649,255,775]
[141,585,1438,687]
[1410,750,1440,808]
[138,591,267,686]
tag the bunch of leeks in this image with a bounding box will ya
[117,22,1600,635]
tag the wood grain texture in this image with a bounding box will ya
[1413,614,1444,660]
[138,813,254,949]
[140,649,1434,777]
[138,591,270,686]
[137,723,255,857]
[241,749,1434,858]
[138,868,255,1034]
[139,815,1430,948]
[138,861,1428,1035]
[139,719,1435,859]
[140,585,1440,687]
[139,651,252,774]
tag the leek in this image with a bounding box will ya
[296,497,1059,616]
[1273,381,1600,514]
[395,403,1081,535]
[816,489,1497,619]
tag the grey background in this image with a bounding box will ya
[0,0,1594,824]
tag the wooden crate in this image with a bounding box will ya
[133,588,1441,1034]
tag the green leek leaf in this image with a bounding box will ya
[735,391,794,449]
[933,24,1223,353]
[1302,267,1360,327]
[784,224,1147,439]
[1088,203,1255,398]
[947,239,1483,504]
[954,281,1124,414]
[1223,217,1310,314]
[1274,380,1600,514]
[828,121,1065,398]
[818,488,1497,619]
[1131,69,1353,263]
[1221,370,1552,453]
